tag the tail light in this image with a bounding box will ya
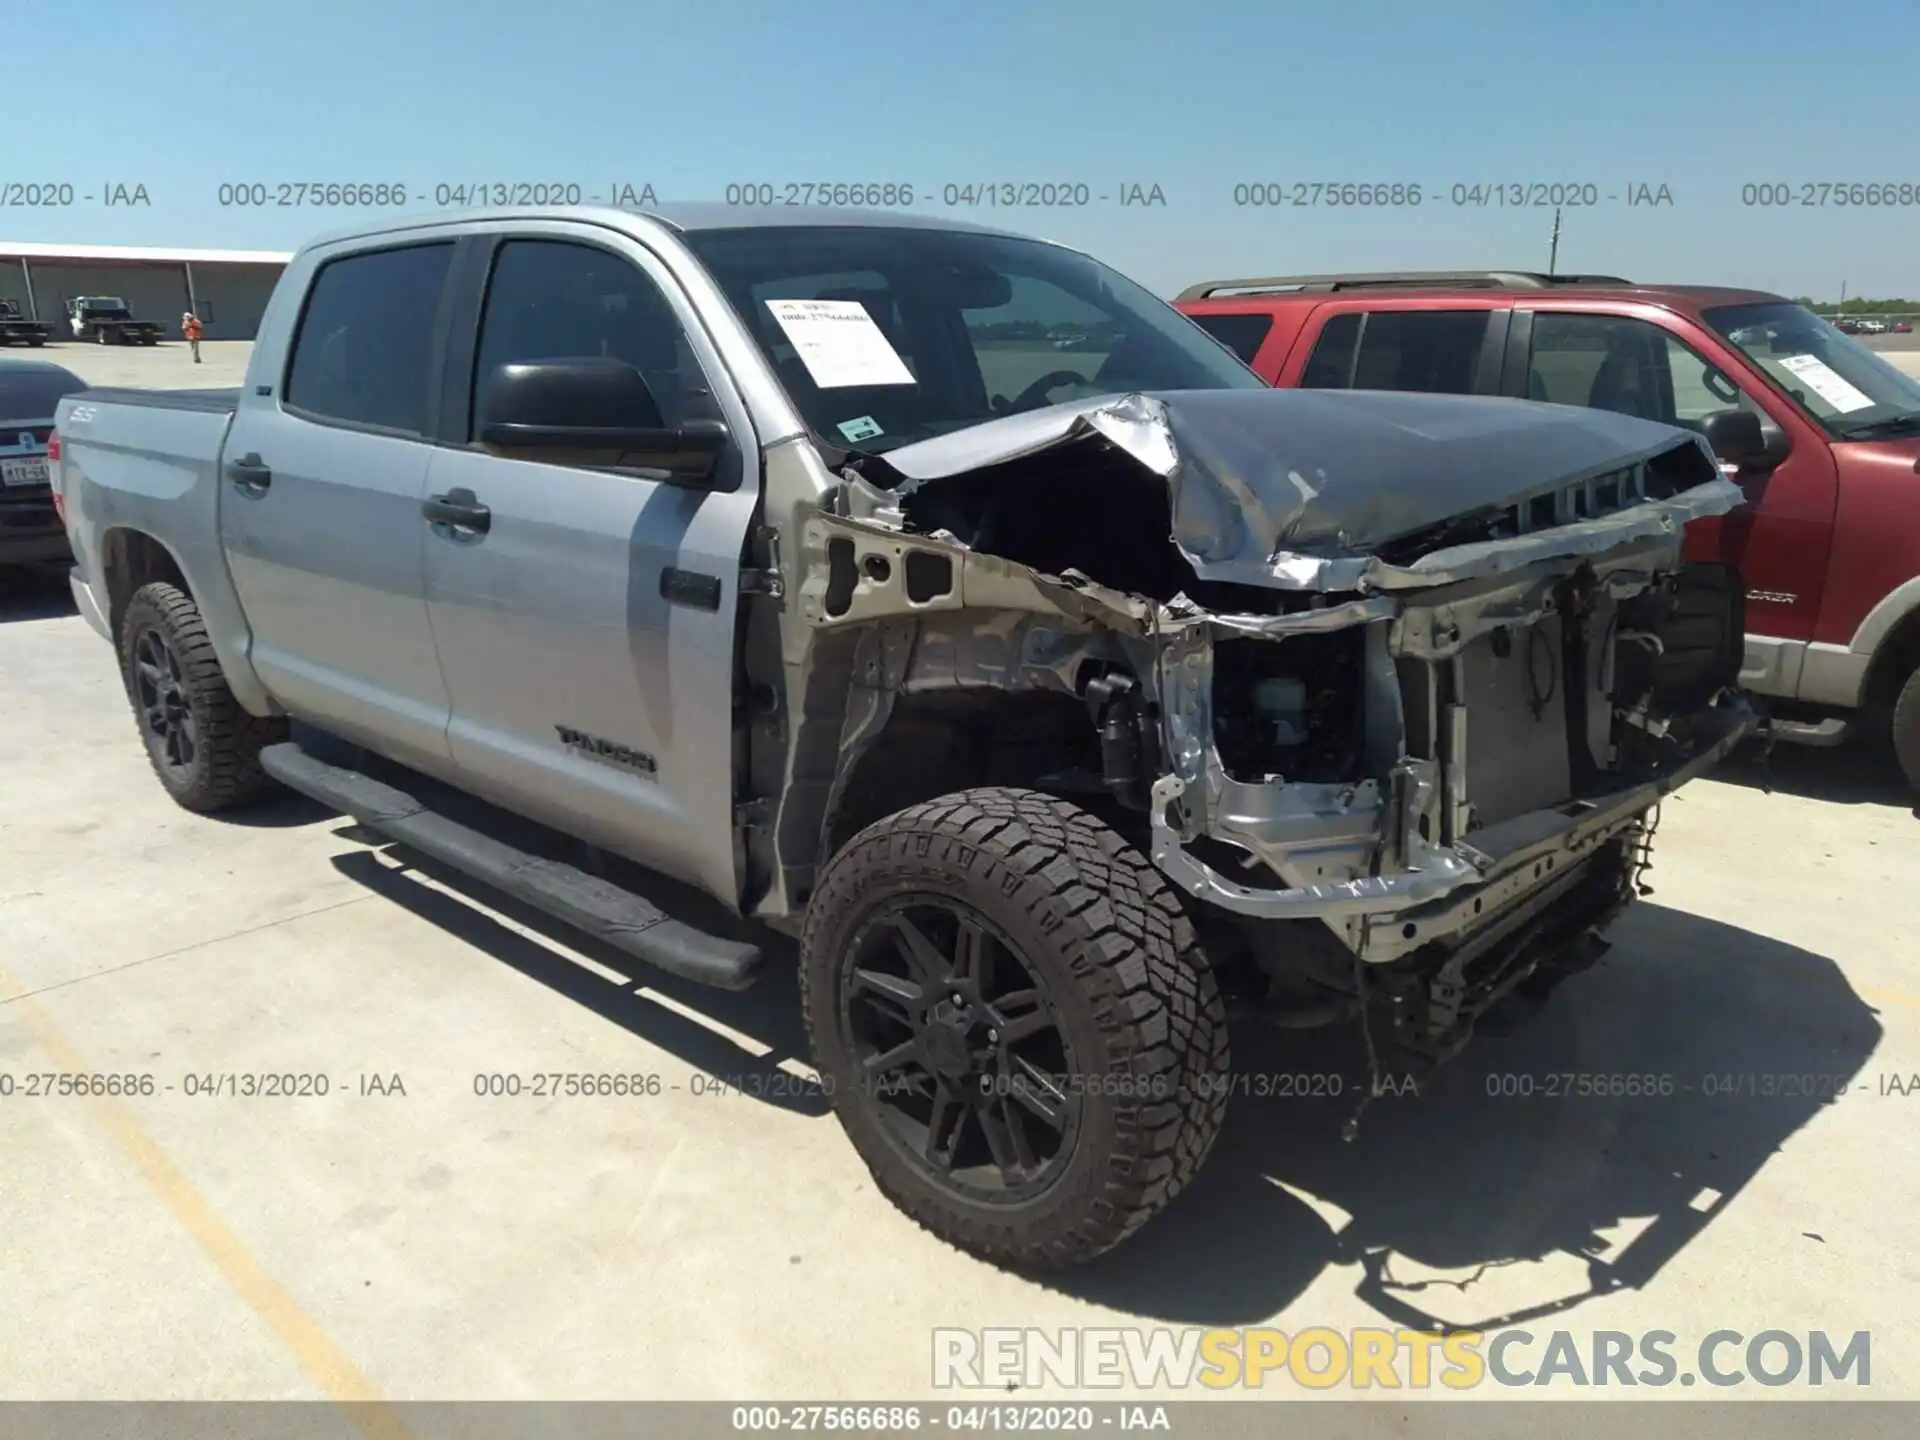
[47,430,65,523]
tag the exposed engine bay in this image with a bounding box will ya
[742,388,1758,1064]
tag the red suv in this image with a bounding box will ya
[1176,271,1920,791]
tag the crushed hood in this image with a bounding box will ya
[866,389,1744,592]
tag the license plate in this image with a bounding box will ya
[2,457,49,487]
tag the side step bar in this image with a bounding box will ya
[260,743,763,991]
[1768,716,1852,747]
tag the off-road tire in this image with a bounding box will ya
[1893,664,1920,796]
[118,581,285,812]
[801,787,1230,1269]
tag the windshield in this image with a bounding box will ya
[680,224,1264,454]
[1705,301,1920,439]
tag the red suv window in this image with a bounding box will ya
[1186,312,1274,366]
[1300,309,1495,394]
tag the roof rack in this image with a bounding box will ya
[1175,271,1633,300]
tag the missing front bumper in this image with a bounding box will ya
[1149,696,1756,954]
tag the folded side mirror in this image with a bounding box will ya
[477,357,733,488]
[1700,409,1785,472]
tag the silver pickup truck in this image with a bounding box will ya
[51,206,1756,1269]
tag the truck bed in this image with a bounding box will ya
[54,385,256,702]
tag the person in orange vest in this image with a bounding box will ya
[182,310,204,363]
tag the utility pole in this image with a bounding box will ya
[1548,207,1562,275]
[1839,279,1847,315]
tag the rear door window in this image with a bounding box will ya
[1299,309,1492,393]
[1299,313,1361,387]
[285,242,455,435]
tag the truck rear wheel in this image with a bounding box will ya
[801,787,1229,1269]
[1893,665,1920,796]
[118,581,286,813]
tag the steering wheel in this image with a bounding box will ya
[1006,369,1091,413]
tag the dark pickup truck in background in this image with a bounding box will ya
[1177,271,1920,793]
[0,299,53,347]
[66,296,163,346]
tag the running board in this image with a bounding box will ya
[259,743,763,991]
[1768,716,1852,747]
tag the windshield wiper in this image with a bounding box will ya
[1836,413,1920,439]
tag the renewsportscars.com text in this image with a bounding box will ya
[932,1326,1870,1391]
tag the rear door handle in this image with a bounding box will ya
[423,487,491,534]
[227,453,272,492]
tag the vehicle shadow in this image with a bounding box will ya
[1047,901,1883,1328]
[1714,737,1916,813]
[328,845,825,1117]
[302,724,827,1118]
[0,565,77,622]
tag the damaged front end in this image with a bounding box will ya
[749,388,1756,1064]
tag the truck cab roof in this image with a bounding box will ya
[295,203,1044,257]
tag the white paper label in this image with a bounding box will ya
[1777,353,1876,414]
[765,299,916,389]
[837,415,884,442]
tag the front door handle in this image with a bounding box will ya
[423,487,491,534]
[227,453,272,493]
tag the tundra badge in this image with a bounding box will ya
[555,725,657,776]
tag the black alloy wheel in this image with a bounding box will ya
[117,581,285,812]
[801,787,1231,1269]
[132,624,198,781]
[841,895,1080,1201]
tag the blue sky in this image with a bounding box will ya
[6,0,1916,298]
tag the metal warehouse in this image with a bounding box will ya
[0,242,291,342]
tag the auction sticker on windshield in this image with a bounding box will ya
[837,415,885,442]
[766,299,916,389]
[1778,353,1875,414]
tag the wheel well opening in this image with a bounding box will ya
[1864,611,1920,716]
[824,689,1122,860]
[102,530,190,642]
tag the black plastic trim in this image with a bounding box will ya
[660,567,723,611]
[1501,308,1536,398]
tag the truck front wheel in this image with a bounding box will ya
[118,581,286,812]
[801,787,1230,1269]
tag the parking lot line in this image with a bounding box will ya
[0,965,412,1440]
